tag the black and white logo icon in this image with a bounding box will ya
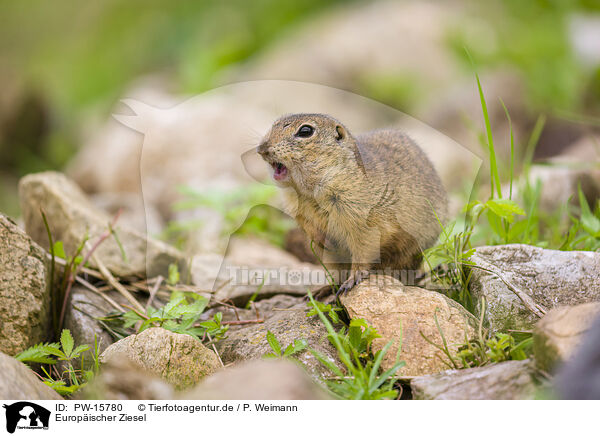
[3,402,51,433]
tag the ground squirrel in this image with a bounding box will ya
[257,113,448,294]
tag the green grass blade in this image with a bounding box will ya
[466,48,502,199]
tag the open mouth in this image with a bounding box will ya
[271,161,289,181]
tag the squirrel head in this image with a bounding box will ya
[257,113,360,195]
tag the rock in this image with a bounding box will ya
[527,164,600,216]
[79,358,174,400]
[340,276,476,377]
[411,360,537,400]
[192,237,326,307]
[100,327,221,390]
[216,307,341,380]
[182,359,331,400]
[555,311,600,400]
[0,213,51,355]
[63,286,117,355]
[253,294,306,315]
[468,245,600,332]
[533,302,600,373]
[201,294,306,330]
[90,192,164,237]
[18,171,187,278]
[0,351,62,400]
[525,134,600,215]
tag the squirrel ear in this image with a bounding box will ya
[335,125,345,141]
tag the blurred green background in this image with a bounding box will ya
[0,0,599,217]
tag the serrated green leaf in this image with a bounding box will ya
[60,330,74,358]
[293,338,308,353]
[160,293,186,317]
[15,342,61,365]
[283,343,295,357]
[71,344,90,358]
[348,325,362,351]
[266,331,281,355]
[485,198,525,222]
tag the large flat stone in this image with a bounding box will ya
[340,276,476,377]
[411,359,537,400]
[468,244,600,332]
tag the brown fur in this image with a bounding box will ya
[257,113,448,286]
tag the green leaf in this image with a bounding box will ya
[293,338,308,353]
[348,324,362,351]
[266,331,281,356]
[60,329,74,358]
[507,219,529,242]
[160,293,186,317]
[15,342,61,365]
[53,241,67,260]
[486,209,505,238]
[283,343,295,357]
[485,199,525,222]
[71,344,90,358]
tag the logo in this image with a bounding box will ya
[2,402,50,433]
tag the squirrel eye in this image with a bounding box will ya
[295,124,314,138]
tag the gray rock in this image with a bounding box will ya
[182,359,331,400]
[411,360,537,400]
[216,307,341,380]
[526,135,600,216]
[90,192,165,237]
[79,358,174,400]
[340,275,476,377]
[534,302,600,373]
[468,244,600,332]
[100,327,221,390]
[63,286,117,355]
[555,311,600,400]
[193,237,326,307]
[0,213,51,355]
[18,171,186,278]
[0,351,62,400]
[202,294,306,330]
